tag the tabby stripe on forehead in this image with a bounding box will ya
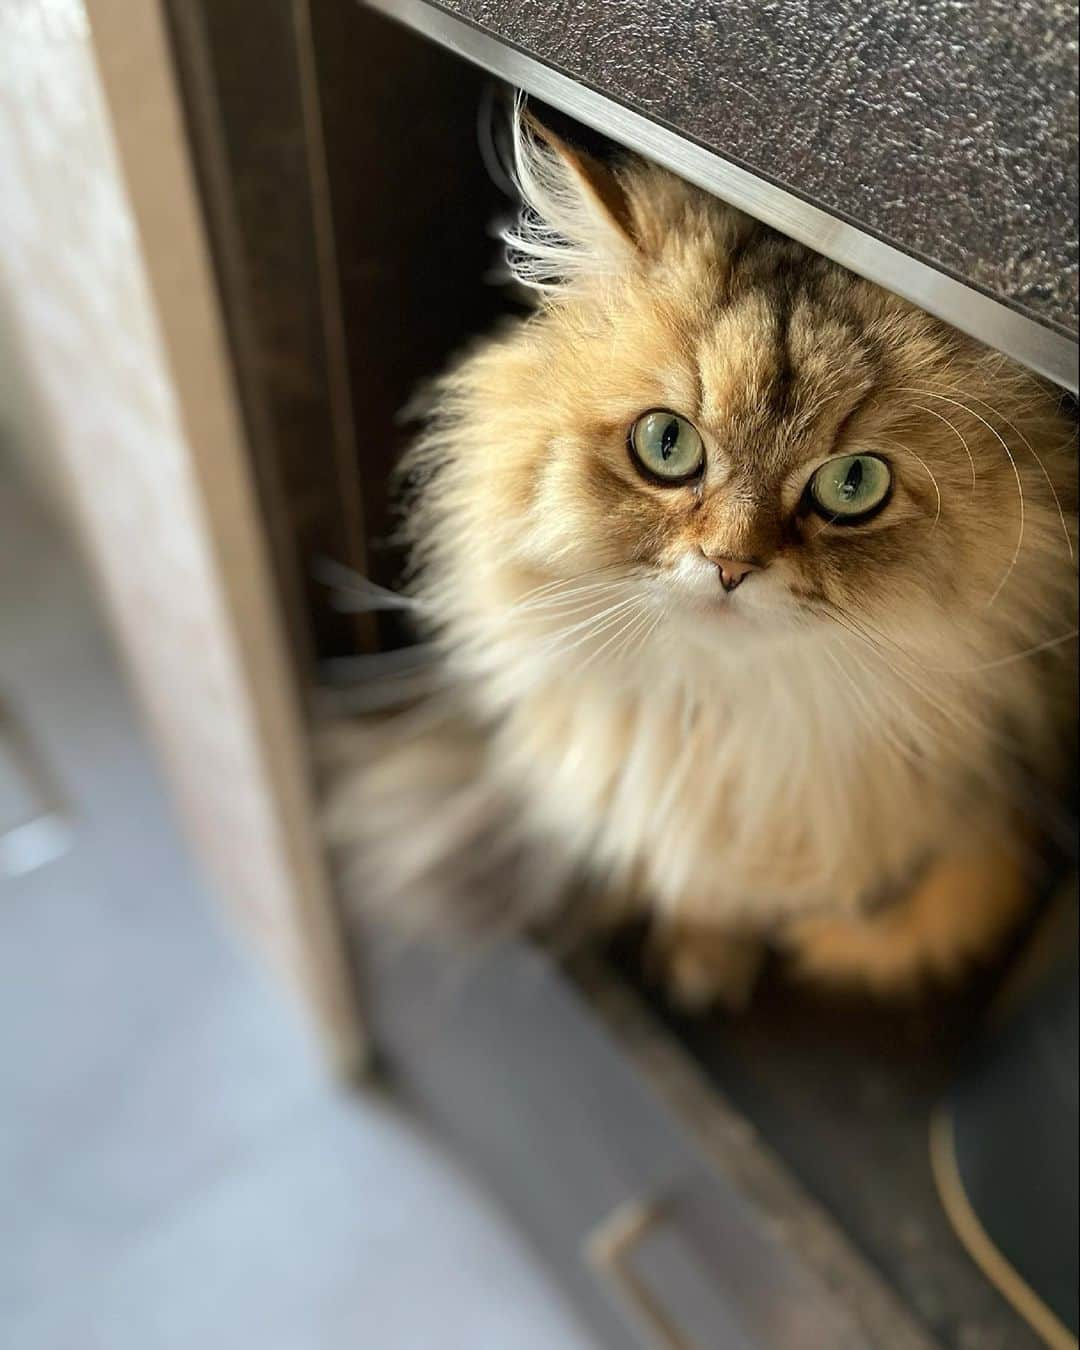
[722,222,763,293]
[768,261,800,422]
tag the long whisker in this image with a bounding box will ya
[820,606,981,734]
[514,573,620,603]
[835,639,1077,836]
[835,633,965,750]
[515,584,638,621]
[513,575,637,613]
[513,580,621,611]
[637,607,665,651]
[820,602,920,669]
[621,604,664,663]
[600,603,654,667]
[910,403,977,491]
[940,387,1073,563]
[823,604,1060,755]
[520,593,636,621]
[536,597,645,661]
[510,563,636,609]
[822,646,930,771]
[942,628,1079,674]
[834,593,1077,677]
[528,611,638,665]
[880,437,942,529]
[575,601,653,672]
[896,388,1025,605]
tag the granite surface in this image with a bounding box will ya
[429,0,1079,336]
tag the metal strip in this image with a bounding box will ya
[362,0,1079,394]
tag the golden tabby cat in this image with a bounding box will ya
[325,111,1077,1007]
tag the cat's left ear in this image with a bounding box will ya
[504,108,640,294]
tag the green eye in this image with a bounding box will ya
[629,410,705,483]
[809,454,891,521]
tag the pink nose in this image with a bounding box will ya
[712,556,760,592]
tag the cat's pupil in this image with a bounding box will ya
[660,419,680,460]
[840,458,864,499]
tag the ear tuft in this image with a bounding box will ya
[502,101,638,295]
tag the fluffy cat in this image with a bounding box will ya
[324,111,1077,1006]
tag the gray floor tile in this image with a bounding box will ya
[0,450,594,1350]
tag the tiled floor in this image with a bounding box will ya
[0,449,594,1349]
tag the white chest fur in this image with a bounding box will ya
[489,636,970,929]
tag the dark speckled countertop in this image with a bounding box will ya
[429,0,1079,338]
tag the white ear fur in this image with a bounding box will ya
[501,102,637,294]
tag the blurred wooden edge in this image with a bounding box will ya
[68,0,364,1077]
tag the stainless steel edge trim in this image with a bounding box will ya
[363,0,1079,394]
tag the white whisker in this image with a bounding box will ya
[896,388,1025,605]
[942,628,1078,674]
[515,581,635,616]
[910,402,977,492]
[598,605,651,668]
[575,601,652,672]
[536,596,644,662]
[880,437,942,529]
[510,563,636,610]
[947,388,1073,563]
[823,647,929,772]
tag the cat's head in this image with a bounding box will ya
[408,113,1076,690]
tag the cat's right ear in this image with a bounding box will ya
[503,107,640,295]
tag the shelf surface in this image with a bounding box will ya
[366,0,1080,391]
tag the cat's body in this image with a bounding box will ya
[326,114,1077,1003]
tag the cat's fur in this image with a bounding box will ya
[324,112,1077,1003]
